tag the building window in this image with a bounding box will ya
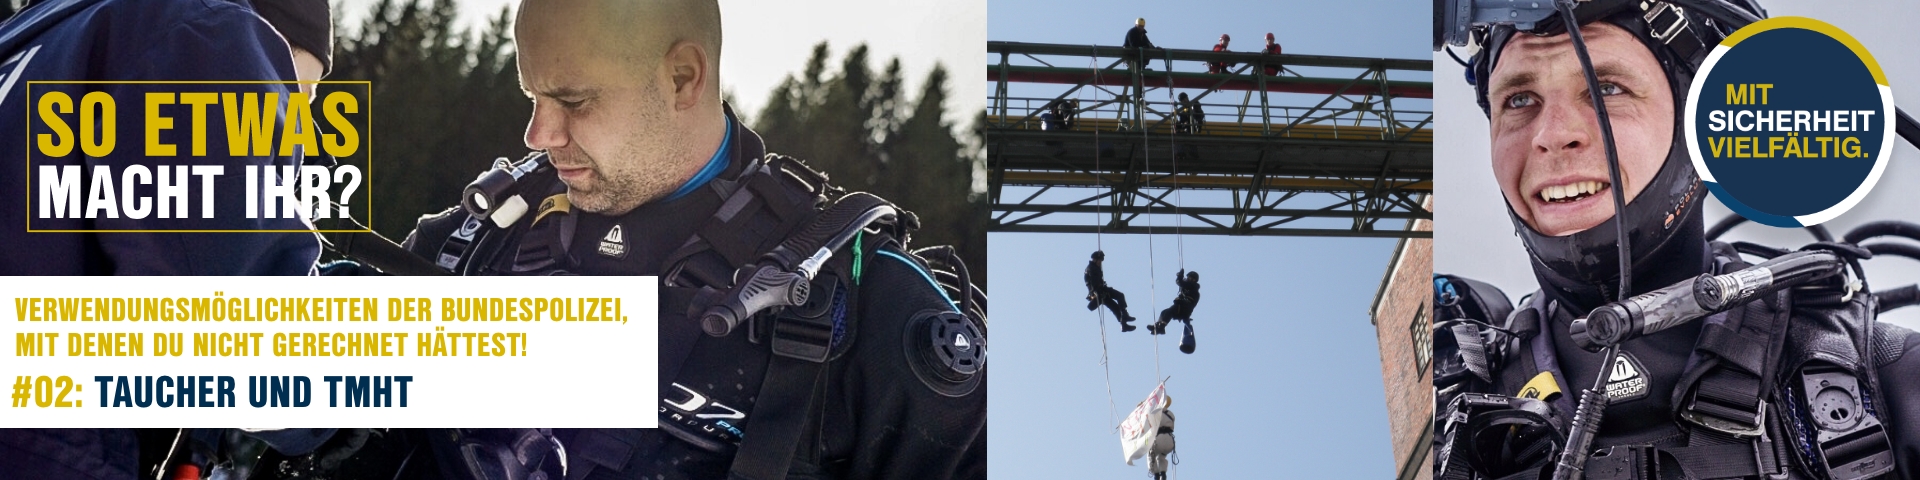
[1410,308,1430,374]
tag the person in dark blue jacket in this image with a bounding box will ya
[1119,17,1159,128]
[1149,269,1198,336]
[253,0,333,96]
[0,0,320,275]
[1122,17,1157,70]
[1087,250,1139,330]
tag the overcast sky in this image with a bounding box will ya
[332,0,985,133]
[1434,0,1920,331]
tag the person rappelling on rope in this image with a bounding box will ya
[1147,396,1177,480]
[1122,384,1173,476]
[1086,250,1140,331]
[1149,270,1200,353]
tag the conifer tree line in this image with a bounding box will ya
[0,0,985,282]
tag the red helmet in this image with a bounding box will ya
[1220,34,1230,42]
[1266,32,1275,42]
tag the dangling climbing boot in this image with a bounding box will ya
[1148,308,1171,335]
[1148,319,1169,335]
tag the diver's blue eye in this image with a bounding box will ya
[1504,92,1537,110]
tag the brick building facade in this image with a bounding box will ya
[1371,196,1433,480]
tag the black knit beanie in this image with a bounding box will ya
[252,0,333,75]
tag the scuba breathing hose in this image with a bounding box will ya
[314,209,449,276]
[1555,344,1618,480]
[699,199,898,337]
[1549,0,1635,477]
[1558,0,1636,305]
[1545,1,1766,475]
[1570,250,1845,351]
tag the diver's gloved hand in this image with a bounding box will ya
[436,428,566,480]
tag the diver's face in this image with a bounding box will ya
[517,2,691,215]
[1487,23,1673,236]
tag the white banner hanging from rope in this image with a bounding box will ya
[1119,382,1167,465]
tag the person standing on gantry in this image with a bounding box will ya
[1260,32,1283,76]
[1120,18,1159,130]
[1207,34,1234,74]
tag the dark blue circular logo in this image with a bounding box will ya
[1685,17,1893,227]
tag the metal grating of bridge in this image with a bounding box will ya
[987,41,1433,239]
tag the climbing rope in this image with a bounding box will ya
[1142,49,1162,384]
[1164,52,1186,270]
[1095,308,1118,431]
[1089,46,1119,432]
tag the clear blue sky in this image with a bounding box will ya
[988,1,1431,479]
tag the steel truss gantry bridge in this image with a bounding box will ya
[986,41,1433,239]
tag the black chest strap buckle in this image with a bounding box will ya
[728,277,845,480]
[768,275,840,363]
[1676,289,1786,439]
[1796,364,1894,479]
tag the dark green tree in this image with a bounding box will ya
[321,0,530,239]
